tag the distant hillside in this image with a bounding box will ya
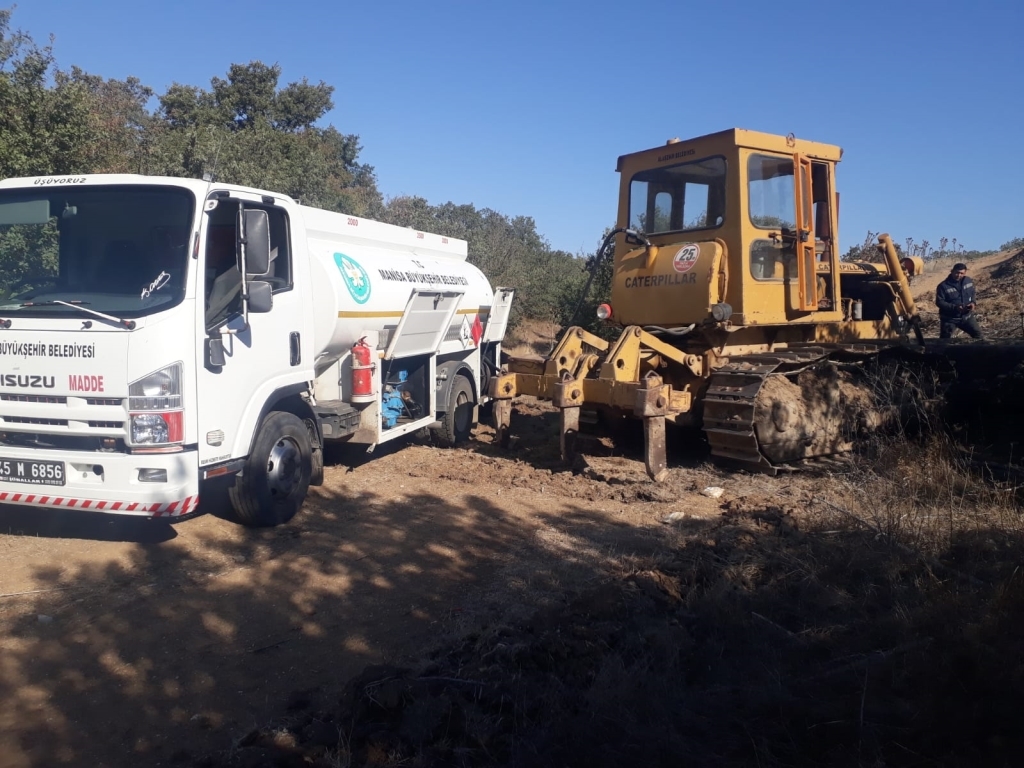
[913,248,1024,338]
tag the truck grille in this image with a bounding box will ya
[0,394,128,450]
[0,394,67,404]
[0,431,128,453]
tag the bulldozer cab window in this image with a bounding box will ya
[748,154,795,230]
[749,154,797,283]
[750,239,796,281]
[629,156,726,235]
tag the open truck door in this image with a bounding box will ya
[482,287,515,344]
[374,288,464,446]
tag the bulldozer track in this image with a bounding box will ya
[701,343,890,473]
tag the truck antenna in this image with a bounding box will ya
[202,128,223,186]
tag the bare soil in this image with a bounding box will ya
[0,412,729,768]
[3,407,1022,768]
[1,249,1022,768]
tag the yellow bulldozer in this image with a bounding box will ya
[487,128,954,479]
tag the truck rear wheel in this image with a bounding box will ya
[229,411,312,527]
[433,375,475,447]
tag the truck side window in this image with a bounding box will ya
[204,217,242,328]
[204,201,293,329]
[262,206,292,293]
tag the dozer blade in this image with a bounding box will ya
[553,375,585,464]
[560,406,580,463]
[643,415,668,482]
[492,397,512,449]
[635,373,670,482]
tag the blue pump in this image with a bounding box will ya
[381,370,408,429]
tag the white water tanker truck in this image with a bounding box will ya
[0,174,513,526]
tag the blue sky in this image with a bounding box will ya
[10,0,1023,255]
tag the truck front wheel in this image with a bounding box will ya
[230,411,312,527]
[433,375,475,447]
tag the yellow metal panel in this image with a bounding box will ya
[610,240,724,327]
[616,129,842,172]
[732,129,842,162]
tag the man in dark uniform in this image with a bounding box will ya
[935,262,982,339]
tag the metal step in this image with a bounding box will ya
[315,400,361,440]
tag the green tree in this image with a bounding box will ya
[152,61,381,215]
[0,9,95,178]
[552,229,617,338]
[63,67,158,174]
[378,195,587,330]
[0,217,58,299]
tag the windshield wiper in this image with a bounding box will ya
[20,299,89,307]
[20,299,136,330]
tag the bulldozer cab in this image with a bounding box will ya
[613,129,844,330]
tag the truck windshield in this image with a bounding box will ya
[0,185,195,318]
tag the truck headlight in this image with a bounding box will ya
[129,363,184,448]
[129,362,183,411]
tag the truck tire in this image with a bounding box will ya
[229,411,312,527]
[307,419,324,487]
[433,375,475,447]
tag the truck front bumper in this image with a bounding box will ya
[0,447,201,518]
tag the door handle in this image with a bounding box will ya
[289,332,301,366]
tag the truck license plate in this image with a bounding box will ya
[0,457,65,486]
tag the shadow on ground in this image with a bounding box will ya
[0,505,178,543]
[0,473,587,767]
[196,500,1024,768]
[3,408,1024,768]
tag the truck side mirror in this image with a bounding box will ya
[238,209,271,277]
[247,280,273,313]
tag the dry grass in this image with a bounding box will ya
[196,413,1022,768]
[196,296,1024,766]
[830,434,1022,550]
[199,426,1024,767]
[501,318,561,358]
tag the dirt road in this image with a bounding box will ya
[0,410,733,768]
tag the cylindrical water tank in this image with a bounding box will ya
[299,206,495,371]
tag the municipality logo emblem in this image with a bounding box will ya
[334,253,371,304]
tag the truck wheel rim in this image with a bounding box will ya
[267,436,301,496]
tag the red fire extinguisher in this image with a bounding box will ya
[350,337,375,403]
